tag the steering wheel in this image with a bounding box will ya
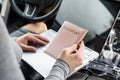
[10,0,62,22]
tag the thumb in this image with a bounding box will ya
[78,41,84,52]
[66,44,77,53]
[22,44,36,52]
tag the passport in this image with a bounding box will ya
[44,21,88,58]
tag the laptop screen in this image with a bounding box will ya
[53,0,120,53]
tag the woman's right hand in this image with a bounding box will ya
[58,41,84,71]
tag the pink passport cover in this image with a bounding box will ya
[44,21,88,58]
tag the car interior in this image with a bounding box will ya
[0,0,120,80]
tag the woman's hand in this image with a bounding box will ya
[59,41,84,71]
[16,33,49,52]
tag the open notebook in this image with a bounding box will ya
[44,21,88,58]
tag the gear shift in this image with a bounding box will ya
[99,29,116,66]
[108,29,116,51]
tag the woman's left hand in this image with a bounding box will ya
[16,33,49,52]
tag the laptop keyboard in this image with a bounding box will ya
[39,29,99,62]
[40,29,99,60]
[84,47,93,59]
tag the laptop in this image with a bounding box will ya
[22,0,120,78]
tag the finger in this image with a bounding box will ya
[28,35,48,45]
[33,34,49,43]
[66,44,78,53]
[77,41,85,54]
[22,44,36,52]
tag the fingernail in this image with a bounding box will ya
[44,42,48,45]
[32,48,36,52]
[41,42,47,46]
[72,49,78,53]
